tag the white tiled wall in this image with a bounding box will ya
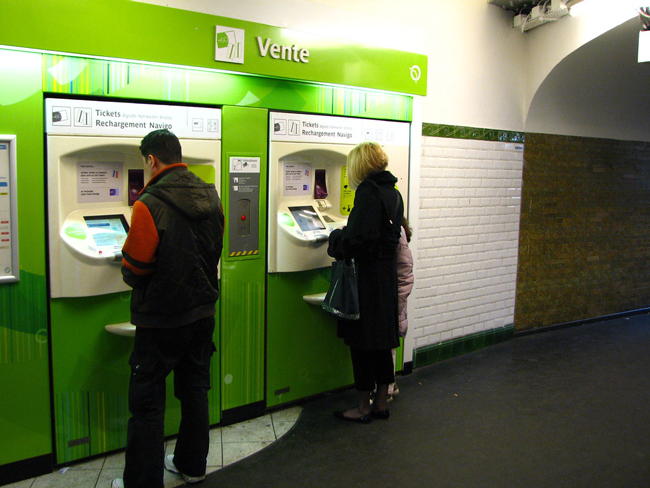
[412,136,524,349]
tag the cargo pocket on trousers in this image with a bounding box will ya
[128,352,158,379]
[128,352,161,411]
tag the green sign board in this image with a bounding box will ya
[0,0,427,96]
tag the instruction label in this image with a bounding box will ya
[340,166,354,215]
[230,157,261,174]
[77,162,124,203]
[270,112,410,146]
[283,162,312,196]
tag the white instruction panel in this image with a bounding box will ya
[77,162,124,203]
[283,162,312,196]
[0,136,18,283]
[45,98,221,139]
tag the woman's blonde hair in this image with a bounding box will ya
[347,141,389,189]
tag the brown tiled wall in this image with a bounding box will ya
[515,133,650,331]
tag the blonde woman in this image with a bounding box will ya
[327,141,404,423]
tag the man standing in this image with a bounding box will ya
[112,129,224,488]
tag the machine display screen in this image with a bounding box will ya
[289,206,326,232]
[84,215,129,251]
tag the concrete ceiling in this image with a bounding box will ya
[488,0,544,13]
[488,0,584,14]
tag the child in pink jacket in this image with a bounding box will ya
[390,217,414,399]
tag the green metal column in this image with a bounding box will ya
[219,106,268,421]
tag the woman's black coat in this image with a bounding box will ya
[327,170,404,350]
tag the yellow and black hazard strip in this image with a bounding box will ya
[229,250,260,257]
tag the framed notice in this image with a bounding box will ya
[0,135,18,283]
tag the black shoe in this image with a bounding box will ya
[333,410,372,424]
[371,409,390,420]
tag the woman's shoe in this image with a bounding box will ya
[371,408,390,420]
[333,410,372,424]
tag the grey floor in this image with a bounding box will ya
[8,315,650,487]
[4,407,301,488]
[202,314,650,488]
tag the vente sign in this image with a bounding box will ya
[216,25,309,65]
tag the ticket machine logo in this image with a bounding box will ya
[409,65,422,84]
[215,26,244,64]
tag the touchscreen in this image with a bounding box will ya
[289,206,326,232]
[84,215,129,250]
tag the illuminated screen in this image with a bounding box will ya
[84,215,129,250]
[289,206,326,232]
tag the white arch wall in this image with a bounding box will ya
[526,17,650,141]
[524,0,639,124]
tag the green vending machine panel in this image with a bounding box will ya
[265,112,411,407]
[46,99,223,463]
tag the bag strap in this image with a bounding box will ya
[367,179,402,226]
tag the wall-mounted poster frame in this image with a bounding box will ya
[0,135,18,283]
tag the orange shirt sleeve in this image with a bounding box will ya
[122,200,159,277]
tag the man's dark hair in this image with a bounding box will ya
[139,129,182,165]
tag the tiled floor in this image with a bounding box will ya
[6,406,301,488]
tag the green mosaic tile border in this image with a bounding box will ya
[413,325,515,369]
[422,123,525,143]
